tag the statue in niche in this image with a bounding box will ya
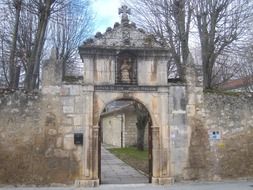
[120,57,132,83]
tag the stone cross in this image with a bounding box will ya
[118,5,131,23]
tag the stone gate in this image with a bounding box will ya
[1,6,253,187]
[0,5,205,187]
[71,6,202,186]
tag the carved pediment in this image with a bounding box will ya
[81,24,164,49]
[80,6,166,50]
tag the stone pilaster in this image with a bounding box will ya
[75,86,99,187]
[151,126,174,185]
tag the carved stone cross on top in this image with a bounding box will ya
[118,5,131,23]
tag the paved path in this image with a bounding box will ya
[101,145,148,184]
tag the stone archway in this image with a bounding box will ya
[97,97,153,184]
[87,90,173,186]
[76,5,176,186]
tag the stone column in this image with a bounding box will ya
[152,127,160,179]
[151,125,174,185]
[92,126,99,180]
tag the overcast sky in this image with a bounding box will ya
[91,0,123,33]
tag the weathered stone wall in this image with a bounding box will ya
[0,85,86,186]
[1,88,253,185]
[101,108,148,148]
[186,93,253,181]
[102,114,122,147]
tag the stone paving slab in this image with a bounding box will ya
[101,145,148,184]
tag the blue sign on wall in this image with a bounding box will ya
[209,130,221,140]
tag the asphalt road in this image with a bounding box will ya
[1,180,253,190]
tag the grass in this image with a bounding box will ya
[108,147,149,175]
[204,88,241,96]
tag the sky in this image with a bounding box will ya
[91,0,124,33]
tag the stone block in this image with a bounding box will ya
[48,129,57,136]
[75,96,82,104]
[73,115,82,126]
[62,97,74,106]
[58,126,73,134]
[70,85,81,95]
[63,134,75,150]
[60,86,70,96]
[62,117,73,125]
[82,85,94,92]
[152,177,174,185]
[45,146,54,158]
[56,137,62,148]
[73,127,84,133]
[48,129,57,135]
[73,146,82,161]
[75,179,99,187]
[54,149,69,158]
[75,103,83,113]
[42,86,60,95]
[63,106,74,113]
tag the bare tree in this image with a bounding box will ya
[211,52,242,87]
[237,43,253,92]
[16,2,37,86]
[0,34,9,86]
[126,0,192,81]
[48,0,93,77]
[0,0,22,88]
[8,0,22,89]
[0,0,93,90]
[193,0,252,89]
[24,0,70,90]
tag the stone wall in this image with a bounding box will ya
[101,110,148,148]
[1,89,253,185]
[1,51,253,186]
[0,86,85,186]
[102,114,122,147]
[186,93,253,180]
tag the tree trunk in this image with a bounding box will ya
[136,115,148,151]
[14,65,21,88]
[137,127,145,151]
[25,1,52,91]
[9,0,22,89]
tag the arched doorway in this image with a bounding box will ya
[97,98,153,184]
[89,90,171,186]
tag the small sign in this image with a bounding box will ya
[209,131,221,140]
[74,133,83,145]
